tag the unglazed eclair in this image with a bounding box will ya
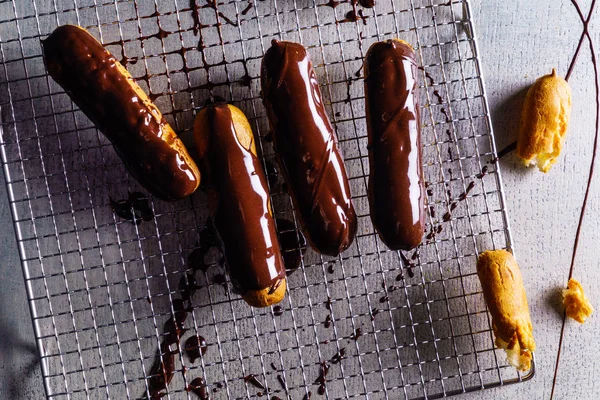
[261,40,357,256]
[516,68,572,173]
[476,250,536,371]
[364,39,425,250]
[42,25,200,200]
[194,104,286,307]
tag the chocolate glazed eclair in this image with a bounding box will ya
[364,39,425,250]
[42,25,200,200]
[261,40,357,256]
[194,104,286,307]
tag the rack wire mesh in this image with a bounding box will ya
[0,0,533,399]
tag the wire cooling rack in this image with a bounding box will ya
[0,0,533,399]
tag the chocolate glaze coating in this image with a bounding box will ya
[197,104,286,293]
[42,25,200,200]
[364,40,425,250]
[261,40,357,256]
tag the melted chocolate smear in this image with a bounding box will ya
[335,111,341,117]
[243,374,265,390]
[148,342,176,398]
[277,374,286,389]
[110,192,154,224]
[257,392,263,397]
[303,392,312,400]
[273,305,284,316]
[271,362,277,371]
[265,160,279,187]
[436,225,443,234]
[185,335,207,363]
[324,0,342,8]
[327,264,335,274]
[395,272,403,281]
[188,377,209,400]
[326,296,332,310]
[342,9,368,25]
[324,314,332,328]
[379,296,388,303]
[152,27,170,40]
[352,328,362,341]
[272,397,283,400]
[476,165,489,179]
[426,189,433,196]
[358,0,375,7]
[447,147,453,160]
[206,0,239,27]
[446,129,452,140]
[276,218,307,275]
[241,1,253,15]
[330,348,346,364]
[411,251,419,260]
[407,267,415,278]
[490,157,499,164]
[443,212,452,222]
[432,89,443,104]
[429,206,436,218]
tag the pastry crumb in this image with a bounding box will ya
[563,278,594,323]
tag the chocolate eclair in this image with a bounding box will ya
[364,39,425,250]
[194,104,286,307]
[42,25,200,200]
[261,40,357,256]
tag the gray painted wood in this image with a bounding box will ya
[1,0,599,399]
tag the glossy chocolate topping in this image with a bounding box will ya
[364,40,425,250]
[42,25,200,200]
[199,104,286,293]
[261,40,357,256]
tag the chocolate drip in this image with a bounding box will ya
[188,377,209,399]
[42,25,200,200]
[243,374,266,390]
[185,335,207,363]
[261,40,357,256]
[358,0,376,7]
[199,104,286,294]
[364,40,425,250]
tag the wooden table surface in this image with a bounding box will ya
[1,0,599,398]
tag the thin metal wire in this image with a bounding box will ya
[0,0,534,399]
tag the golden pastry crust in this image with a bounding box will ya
[563,278,594,323]
[516,68,572,173]
[242,279,287,308]
[476,250,536,371]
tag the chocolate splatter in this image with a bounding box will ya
[243,374,265,390]
[277,374,286,389]
[351,328,362,341]
[325,296,332,310]
[273,305,284,316]
[241,2,253,15]
[185,335,207,363]
[379,296,388,303]
[476,166,489,179]
[330,348,346,364]
[324,314,332,328]
[188,377,209,399]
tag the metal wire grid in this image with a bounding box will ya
[0,0,533,399]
